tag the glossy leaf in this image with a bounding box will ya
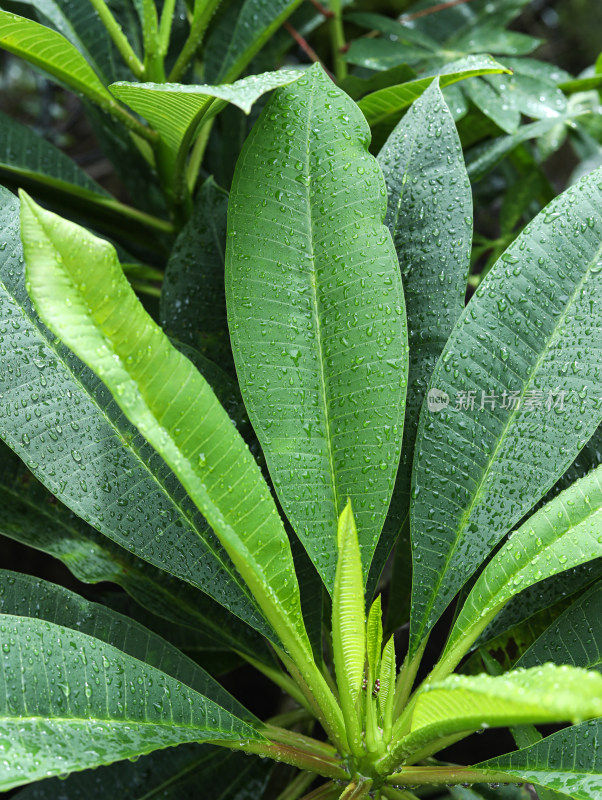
[441,464,602,673]
[0,438,272,665]
[332,501,365,754]
[398,665,602,760]
[344,40,433,72]
[0,570,254,723]
[226,63,408,589]
[160,178,232,370]
[110,69,304,169]
[0,11,124,116]
[477,719,602,800]
[0,614,261,790]
[462,77,520,134]
[517,579,602,671]
[12,744,272,800]
[0,187,266,637]
[409,166,602,656]
[203,0,304,83]
[358,56,510,150]
[366,595,383,683]
[20,193,314,671]
[374,79,471,586]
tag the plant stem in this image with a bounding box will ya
[328,0,347,82]
[168,0,223,83]
[301,782,341,800]
[158,0,177,56]
[141,0,165,80]
[392,639,427,722]
[107,101,158,143]
[223,739,348,781]
[385,766,523,787]
[186,117,214,194]
[130,279,162,297]
[87,0,144,77]
[340,778,373,799]
[268,708,315,729]
[240,651,314,714]
[381,789,421,800]
[263,723,340,760]
[274,770,317,800]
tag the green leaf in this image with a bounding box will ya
[486,72,567,120]
[160,178,232,370]
[345,12,440,52]
[341,64,417,102]
[109,69,304,173]
[450,783,533,800]
[203,0,304,83]
[0,10,127,121]
[0,614,261,790]
[374,79,471,588]
[452,28,540,56]
[0,187,266,637]
[358,55,510,151]
[397,665,602,762]
[332,501,365,755]
[20,192,314,669]
[462,77,520,134]
[226,63,408,590]
[366,595,383,683]
[0,570,255,723]
[409,165,602,656]
[344,39,433,71]
[0,439,272,665]
[517,579,602,671]
[440,464,602,674]
[11,744,273,800]
[477,719,602,800]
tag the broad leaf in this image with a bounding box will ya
[0,615,261,790]
[440,464,602,673]
[462,77,520,134]
[409,166,602,656]
[477,719,602,800]
[160,178,232,370]
[20,193,314,671]
[110,70,304,173]
[0,11,122,117]
[374,79,471,588]
[12,744,272,800]
[0,570,254,722]
[0,439,272,665]
[358,56,510,151]
[396,665,602,762]
[203,0,304,83]
[226,63,408,590]
[517,579,602,671]
[344,39,433,71]
[0,187,266,637]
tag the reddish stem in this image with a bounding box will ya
[309,0,334,18]
[400,0,476,22]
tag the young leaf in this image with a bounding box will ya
[19,192,313,663]
[366,595,383,683]
[517,579,602,671]
[11,744,272,800]
[391,665,602,765]
[0,570,255,723]
[409,166,602,657]
[438,463,602,676]
[0,187,265,637]
[0,614,262,791]
[379,635,396,737]
[358,56,510,150]
[374,79,471,589]
[477,719,602,800]
[226,62,408,590]
[332,501,365,755]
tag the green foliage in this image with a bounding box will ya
[1,1,602,798]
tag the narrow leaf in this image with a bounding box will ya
[366,595,383,683]
[0,615,261,790]
[226,62,408,590]
[409,166,602,656]
[19,192,313,669]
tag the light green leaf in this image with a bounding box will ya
[332,501,365,755]
[0,570,254,723]
[440,465,602,674]
[358,55,510,150]
[486,72,567,120]
[0,186,266,637]
[462,77,520,134]
[0,438,273,665]
[0,11,130,124]
[477,720,602,800]
[160,178,232,370]
[397,665,602,762]
[366,595,383,683]
[12,744,273,800]
[517,579,602,671]
[378,635,396,731]
[226,63,408,590]
[203,0,304,83]
[0,614,261,791]
[409,166,602,656]
[374,79,471,588]
[110,69,304,173]
[20,192,313,671]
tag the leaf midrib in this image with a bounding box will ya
[414,229,602,647]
